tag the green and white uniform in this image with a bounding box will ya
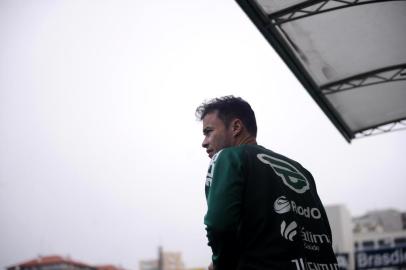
[204,144,338,270]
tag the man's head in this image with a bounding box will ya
[195,96,257,158]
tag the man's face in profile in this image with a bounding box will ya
[201,111,233,158]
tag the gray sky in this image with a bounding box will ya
[1,0,405,269]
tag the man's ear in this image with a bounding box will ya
[231,119,243,137]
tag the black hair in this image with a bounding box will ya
[195,95,257,137]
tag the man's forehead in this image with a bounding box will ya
[202,113,217,131]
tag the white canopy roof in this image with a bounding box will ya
[236,0,406,141]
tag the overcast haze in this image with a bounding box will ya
[1,1,405,270]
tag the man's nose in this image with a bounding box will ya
[202,137,208,148]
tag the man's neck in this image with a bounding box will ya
[235,134,257,146]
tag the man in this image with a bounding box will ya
[196,96,338,270]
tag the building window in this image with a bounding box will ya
[362,240,375,250]
[378,238,391,248]
[394,237,406,247]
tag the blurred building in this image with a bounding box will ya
[96,265,127,270]
[325,205,406,269]
[139,247,185,270]
[352,209,406,251]
[159,252,184,270]
[139,260,159,270]
[7,255,126,270]
[325,204,355,269]
[353,209,404,233]
[7,255,96,270]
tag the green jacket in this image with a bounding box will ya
[204,144,338,270]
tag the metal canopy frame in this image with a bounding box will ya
[355,119,406,138]
[270,0,392,25]
[236,0,406,142]
[321,64,406,95]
